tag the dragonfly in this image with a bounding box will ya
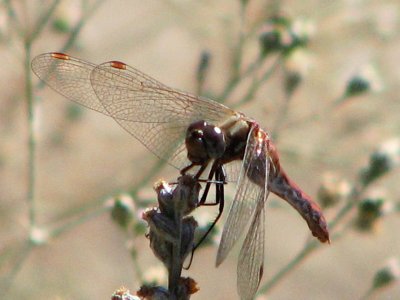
[32,52,330,300]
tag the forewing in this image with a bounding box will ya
[31,53,235,169]
[31,53,109,114]
[216,126,269,266]
[89,61,235,169]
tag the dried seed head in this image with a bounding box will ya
[196,51,211,87]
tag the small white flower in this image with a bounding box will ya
[318,172,351,207]
[29,226,49,246]
[285,49,313,78]
[378,138,400,168]
[358,64,384,93]
[291,18,316,40]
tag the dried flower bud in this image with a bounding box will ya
[343,64,383,99]
[176,277,199,298]
[360,138,400,186]
[259,14,314,57]
[137,285,169,300]
[180,217,198,262]
[283,71,302,97]
[196,51,211,88]
[259,13,290,56]
[111,287,139,300]
[355,190,393,232]
[344,76,370,97]
[154,175,200,218]
[143,208,177,242]
[372,258,400,290]
[259,30,283,56]
[317,173,351,208]
[143,206,198,268]
[111,194,136,229]
[154,180,174,218]
[172,175,200,216]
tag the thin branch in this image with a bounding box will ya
[232,56,281,109]
[50,205,111,239]
[24,37,36,228]
[28,0,61,42]
[0,242,33,298]
[257,184,366,296]
[59,0,105,53]
[2,0,22,36]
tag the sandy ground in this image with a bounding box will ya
[1,0,399,299]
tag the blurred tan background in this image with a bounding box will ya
[0,0,399,299]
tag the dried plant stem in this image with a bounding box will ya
[36,0,106,90]
[169,211,183,295]
[50,205,111,239]
[0,242,33,297]
[0,3,110,296]
[258,239,319,295]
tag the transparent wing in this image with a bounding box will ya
[32,53,109,114]
[216,126,269,266]
[223,160,242,183]
[237,195,266,300]
[31,53,236,169]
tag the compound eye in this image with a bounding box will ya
[203,126,226,159]
[187,120,208,132]
[190,129,203,140]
